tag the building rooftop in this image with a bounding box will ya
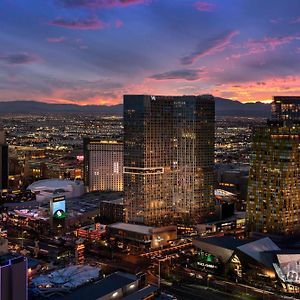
[237,237,280,264]
[193,236,248,263]
[122,285,158,300]
[194,236,247,250]
[44,271,138,300]
[0,253,26,267]
[109,222,155,235]
[66,191,122,215]
[101,198,124,205]
[214,189,236,198]
[32,265,101,289]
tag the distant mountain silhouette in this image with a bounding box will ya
[0,98,271,117]
[215,97,271,117]
[0,101,123,115]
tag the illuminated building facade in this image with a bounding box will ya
[75,242,85,265]
[0,126,8,191]
[124,95,215,225]
[108,222,177,251]
[84,138,123,192]
[272,96,300,123]
[246,126,300,235]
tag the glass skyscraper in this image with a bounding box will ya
[124,95,215,226]
[247,126,300,235]
[271,96,300,123]
[247,96,300,236]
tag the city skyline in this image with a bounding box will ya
[1,0,300,105]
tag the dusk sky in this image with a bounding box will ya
[1,0,300,105]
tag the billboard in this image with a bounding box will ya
[51,196,66,219]
[275,254,300,283]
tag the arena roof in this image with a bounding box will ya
[237,237,280,265]
[28,179,83,191]
[193,236,248,263]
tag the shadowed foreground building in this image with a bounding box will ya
[246,124,300,235]
[124,94,215,226]
[0,239,27,300]
[0,126,8,191]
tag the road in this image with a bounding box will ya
[163,284,241,300]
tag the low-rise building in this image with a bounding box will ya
[37,271,158,300]
[100,198,125,223]
[189,235,300,294]
[75,223,107,241]
[108,223,177,251]
[197,212,246,237]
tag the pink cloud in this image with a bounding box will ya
[231,35,300,59]
[57,0,149,9]
[47,36,65,43]
[194,1,216,12]
[248,36,300,50]
[181,30,239,65]
[49,16,106,30]
[115,19,123,28]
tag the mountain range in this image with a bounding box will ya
[0,98,271,117]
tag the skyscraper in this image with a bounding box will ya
[247,96,300,236]
[0,126,8,191]
[124,95,215,226]
[271,96,300,123]
[83,138,123,192]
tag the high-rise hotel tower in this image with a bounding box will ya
[84,138,123,192]
[271,96,300,123]
[124,95,215,226]
[247,96,300,235]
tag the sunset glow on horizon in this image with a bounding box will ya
[1,0,300,105]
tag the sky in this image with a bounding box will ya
[1,0,300,105]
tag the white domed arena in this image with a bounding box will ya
[27,179,84,203]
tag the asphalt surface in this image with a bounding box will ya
[164,284,241,300]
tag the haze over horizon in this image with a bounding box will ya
[1,0,300,105]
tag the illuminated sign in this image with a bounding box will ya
[197,261,218,269]
[77,155,84,161]
[195,250,221,271]
[276,254,300,284]
[51,196,66,219]
[75,243,85,264]
[53,196,65,202]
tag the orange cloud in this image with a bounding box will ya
[206,75,300,102]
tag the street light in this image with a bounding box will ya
[158,260,161,288]
[20,230,27,249]
[207,274,212,289]
[158,256,172,288]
